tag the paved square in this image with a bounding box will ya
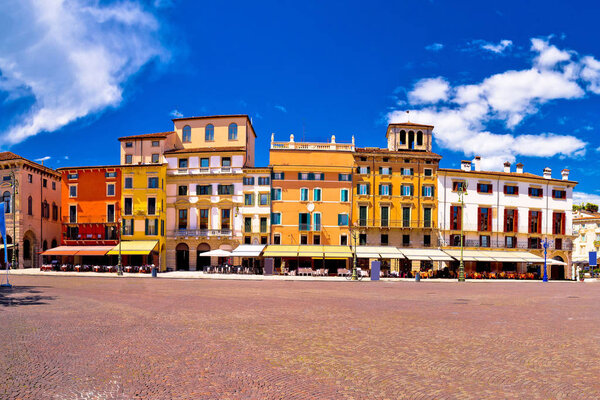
[1,276,599,399]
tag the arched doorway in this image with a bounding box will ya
[0,234,12,268]
[551,256,565,280]
[197,243,211,271]
[22,230,37,268]
[176,243,189,271]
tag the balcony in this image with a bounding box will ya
[169,229,232,238]
[442,238,573,251]
[355,219,435,229]
[299,224,311,232]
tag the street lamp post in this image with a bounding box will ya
[542,238,548,282]
[457,183,468,282]
[351,225,358,281]
[117,218,123,276]
[10,170,17,270]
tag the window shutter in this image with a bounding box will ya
[410,168,414,175]
[366,185,370,195]
[338,214,342,225]
[561,213,566,235]
[503,185,507,194]
[145,219,149,235]
[538,212,542,234]
[514,210,518,233]
[298,173,302,180]
[528,210,533,233]
[504,209,508,232]
[379,167,382,174]
[477,183,481,193]
[477,208,482,231]
[514,186,519,195]
[528,187,532,196]
[488,209,492,231]
[457,206,462,230]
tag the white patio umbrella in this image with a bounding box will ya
[199,249,232,257]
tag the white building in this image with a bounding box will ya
[437,157,576,279]
[572,209,600,278]
[241,167,272,245]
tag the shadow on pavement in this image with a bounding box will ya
[0,285,55,307]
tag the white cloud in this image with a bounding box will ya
[0,0,168,146]
[274,105,287,113]
[170,109,183,118]
[35,156,51,162]
[574,192,600,206]
[481,39,513,54]
[425,43,444,52]
[388,37,598,169]
[408,77,450,104]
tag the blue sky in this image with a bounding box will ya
[2,0,600,203]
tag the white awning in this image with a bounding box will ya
[399,248,454,261]
[546,259,568,266]
[231,245,265,257]
[199,249,232,257]
[354,246,404,259]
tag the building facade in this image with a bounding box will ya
[437,159,575,279]
[241,167,272,245]
[0,152,62,269]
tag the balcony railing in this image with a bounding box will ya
[62,216,118,224]
[169,229,232,238]
[270,141,355,152]
[441,238,573,251]
[299,224,311,232]
[355,219,434,229]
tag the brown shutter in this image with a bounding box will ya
[488,208,492,231]
[477,208,482,231]
[528,210,533,233]
[503,185,507,194]
[457,206,462,230]
[515,186,519,195]
[477,183,481,193]
[538,212,542,234]
[504,209,508,232]
[561,213,566,235]
[514,209,518,233]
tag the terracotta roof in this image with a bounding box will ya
[387,122,434,129]
[118,131,174,141]
[355,148,442,158]
[57,165,122,171]
[164,146,247,154]
[438,168,578,184]
[0,152,24,161]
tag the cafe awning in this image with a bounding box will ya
[297,245,325,258]
[107,240,158,255]
[443,249,546,263]
[323,245,352,259]
[262,245,299,257]
[198,249,231,257]
[0,244,14,250]
[442,249,481,262]
[354,246,382,259]
[41,246,113,256]
[231,244,265,257]
[354,246,404,259]
[75,246,115,256]
[398,248,435,261]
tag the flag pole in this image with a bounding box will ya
[0,202,11,288]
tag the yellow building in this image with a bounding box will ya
[352,123,442,273]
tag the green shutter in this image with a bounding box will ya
[145,219,149,235]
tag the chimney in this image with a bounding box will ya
[503,161,511,173]
[516,163,524,173]
[561,168,570,180]
[473,156,481,171]
[461,160,472,172]
[543,167,552,179]
[331,135,336,143]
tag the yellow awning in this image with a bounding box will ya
[107,240,158,255]
[297,245,324,257]
[262,245,299,257]
[323,245,352,258]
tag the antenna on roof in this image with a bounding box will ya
[406,110,410,123]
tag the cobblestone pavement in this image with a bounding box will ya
[1,276,599,400]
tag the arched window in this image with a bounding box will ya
[182,125,191,143]
[2,191,10,213]
[417,131,423,146]
[52,203,58,221]
[51,238,58,248]
[42,200,49,219]
[43,240,48,251]
[205,124,214,141]
[23,239,31,260]
[400,130,406,145]
[28,196,33,215]
[408,131,415,149]
[228,123,238,140]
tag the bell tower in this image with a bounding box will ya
[386,122,434,152]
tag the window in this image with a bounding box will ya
[273,234,281,244]
[260,217,268,233]
[450,206,461,230]
[313,234,321,245]
[147,198,156,215]
[301,234,308,245]
[201,158,209,168]
[244,217,252,232]
[107,204,115,223]
[480,235,490,247]
[340,189,349,202]
[221,209,231,230]
[69,205,77,223]
[340,235,348,246]
[423,207,432,228]
[381,234,389,246]
[402,207,410,227]
[182,125,191,142]
[359,233,367,246]
[300,188,309,201]
[122,219,133,236]
[52,181,56,190]
[529,210,541,234]
[381,206,389,227]
[338,214,349,226]
[402,234,410,247]
[179,158,188,168]
[125,142,133,148]
[553,212,565,235]
[477,183,493,194]
[272,188,282,201]
[529,187,543,197]
[26,174,32,183]
[359,206,367,226]
[196,185,211,195]
[555,238,563,250]
[358,166,370,174]
[338,174,352,181]
[401,185,413,196]
[199,209,209,229]
[41,201,49,219]
[379,184,391,196]
[68,173,78,180]
[272,172,285,180]
[259,193,269,205]
[125,155,132,164]
[505,236,516,248]
[299,213,310,231]
[504,185,518,195]
[218,185,234,195]
[148,177,159,188]
[107,183,115,196]
[271,213,281,225]
[244,194,254,206]
[124,177,133,189]
[146,219,158,235]
[178,185,188,196]
[552,189,566,199]
[313,188,322,201]
[52,203,58,221]
[105,172,117,178]
[258,177,270,185]
[528,237,541,249]
[401,168,413,176]
[42,179,47,188]
[205,124,214,141]
[124,198,133,215]
[478,207,491,231]
[379,167,391,175]
[243,177,255,185]
[222,157,231,167]
[3,191,11,213]
[152,154,160,163]
[152,141,159,147]
[504,209,517,232]
[228,123,238,140]
[358,184,369,195]
[382,158,389,162]
[451,234,464,246]
[69,185,77,198]
[422,186,434,197]
[178,209,188,229]
[424,169,433,177]
[452,181,466,192]
[423,234,431,247]
[360,157,367,161]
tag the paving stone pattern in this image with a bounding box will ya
[1,276,599,399]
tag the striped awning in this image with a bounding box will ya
[41,246,113,256]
